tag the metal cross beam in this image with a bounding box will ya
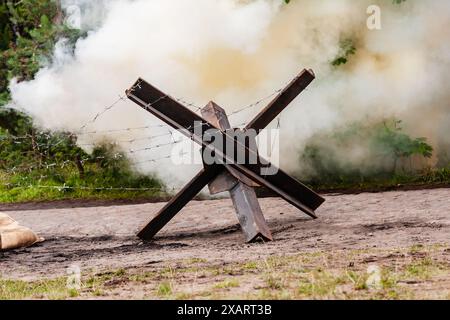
[201,102,273,242]
[126,69,325,243]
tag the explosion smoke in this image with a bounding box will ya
[8,0,450,185]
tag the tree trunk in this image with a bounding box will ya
[53,0,64,25]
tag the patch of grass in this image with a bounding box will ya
[404,257,442,281]
[0,277,76,300]
[346,270,368,290]
[114,269,127,277]
[156,281,173,297]
[129,271,157,283]
[242,262,259,270]
[186,258,208,264]
[409,244,425,254]
[0,168,166,203]
[297,271,347,298]
[263,256,289,269]
[2,245,447,300]
[158,265,177,279]
[380,270,398,290]
[214,279,240,289]
[256,288,292,300]
[174,292,193,300]
[0,142,166,203]
[91,288,104,297]
[83,268,130,295]
[264,274,284,290]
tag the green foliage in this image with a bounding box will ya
[299,119,437,188]
[0,0,443,201]
[332,38,356,67]
[0,276,76,300]
[156,281,173,297]
[374,120,433,159]
[0,0,83,88]
[0,138,165,203]
[0,5,13,51]
[0,111,164,202]
[0,1,165,203]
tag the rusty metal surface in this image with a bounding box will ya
[230,183,273,242]
[201,101,231,132]
[208,170,238,195]
[127,68,325,241]
[201,102,273,242]
[137,166,222,240]
[201,102,259,188]
[245,69,315,131]
[126,78,324,216]
[126,79,207,139]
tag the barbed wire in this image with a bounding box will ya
[0,130,177,149]
[74,124,168,136]
[79,95,128,131]
[0,75,294,192]
[1,72,292,144]
[127,139,183,154]
[228,88,283,118]
[174,97,202,112]
[2,145,185,174]
[130,152,189,166]
[1,183,170,192]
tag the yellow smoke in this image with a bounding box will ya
[8,0,450,184]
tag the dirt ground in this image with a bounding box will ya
[0,189,449,299]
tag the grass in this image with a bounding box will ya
[403,257,445,281]
[1,162,449,204]
[156,282,172,297]
[307,168,450,194]
[1,244,448,300]
[0,184,165,203]
[0,277,78,300]
[0,163,166,203]
[214,279,240,289]
[0,139,167,203]
[264,275,284,290]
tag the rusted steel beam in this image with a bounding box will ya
[202,102,259,189]
[232,163,323,217]
[230,182,273,242]
[126,79,207,139]
[201,102,273,242]
[137,166,222,240]
[245,69,315,131]
[126,79,324,218]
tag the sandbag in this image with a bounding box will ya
[0,213,44,251]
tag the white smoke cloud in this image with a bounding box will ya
[8,0,450,185]
[61,0,112,30]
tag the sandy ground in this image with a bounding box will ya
[0,189,449,281]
